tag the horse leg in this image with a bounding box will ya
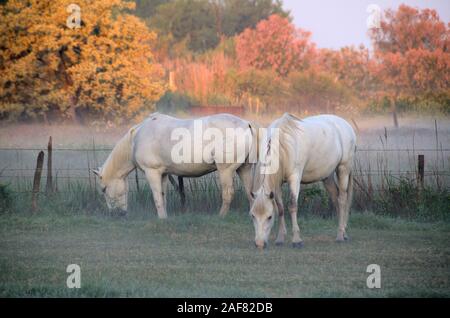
[336,164,351,242]
[274,192,287,246]
[344,171,354,240]
[217,166,235,217]
[143,168,167,219]
[288,173,303,247]
[323,174,339,215]
[237,164,254,205]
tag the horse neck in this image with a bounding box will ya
[258,142,284,193]
[259,119,299,193]
[102,133,135,182]
[262,161,283,193]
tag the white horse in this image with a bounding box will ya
[250,113,356,249]
[93,113,258,218]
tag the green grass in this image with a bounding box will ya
[0,211,449,297]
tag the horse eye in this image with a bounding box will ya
[102,187,106,193]
[267,215,273,221]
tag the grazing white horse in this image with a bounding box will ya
[250,113,356,249]
[93,113,258,218]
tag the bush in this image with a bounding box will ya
[372,178,450,221]
[155,91,197,113]
[206,93,232,106]
[230,68,287,112]
[362,93,450,115]
[288,71,353,112]
[0,183,12,213]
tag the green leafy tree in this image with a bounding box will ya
[133,0,170,19]
[148,0,290,54]
[150,0,219,53]
[221,0,290,36]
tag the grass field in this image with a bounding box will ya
[1,211,449,297]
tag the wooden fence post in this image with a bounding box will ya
[418,154,424,189]
[46,136,53,193]
[135,168,140,193]
[32,151,44,213]
[392,110,399,128]
[391,96,399,128]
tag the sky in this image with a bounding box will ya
[282,0,450,49]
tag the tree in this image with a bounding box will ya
[133,0,170,20]
[149,0,219,54]
[373,49,449,99]
[315,46,375,100]
[288,71,352,112]
[0,0,166,122]
[369,4,448,54]
[147,0,290,55]
[236,14,315,77]
[221,0,290,36]
[369,4,449,116]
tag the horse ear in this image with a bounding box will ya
[269,191,274,200]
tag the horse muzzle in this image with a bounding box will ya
[255,240,267,250]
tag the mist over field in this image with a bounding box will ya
[1,114,449,189]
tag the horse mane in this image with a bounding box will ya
[266,113,302,153]
[277,112,302,134]
[101,123,141,181]
[260,113,302,192]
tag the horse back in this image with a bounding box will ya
[280,114,356,182]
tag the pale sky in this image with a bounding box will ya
[282,0,450,49]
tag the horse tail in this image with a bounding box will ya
[168,175,186,212]
[178,176,186,211]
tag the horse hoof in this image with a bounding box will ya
[336,238,346,243]
[344,235,351,241]
[275,241,284,247]
[292,241,304,248]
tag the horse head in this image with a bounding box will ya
[92,167,129,212]
[249,189,277,250]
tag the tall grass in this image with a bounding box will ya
[3,171,448,222]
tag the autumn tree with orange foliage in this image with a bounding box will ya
[0,0,166,122]
[369,4,449,113]
[236,14,315,77]
[316,46,375,97]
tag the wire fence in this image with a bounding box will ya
[1,146,449,194]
